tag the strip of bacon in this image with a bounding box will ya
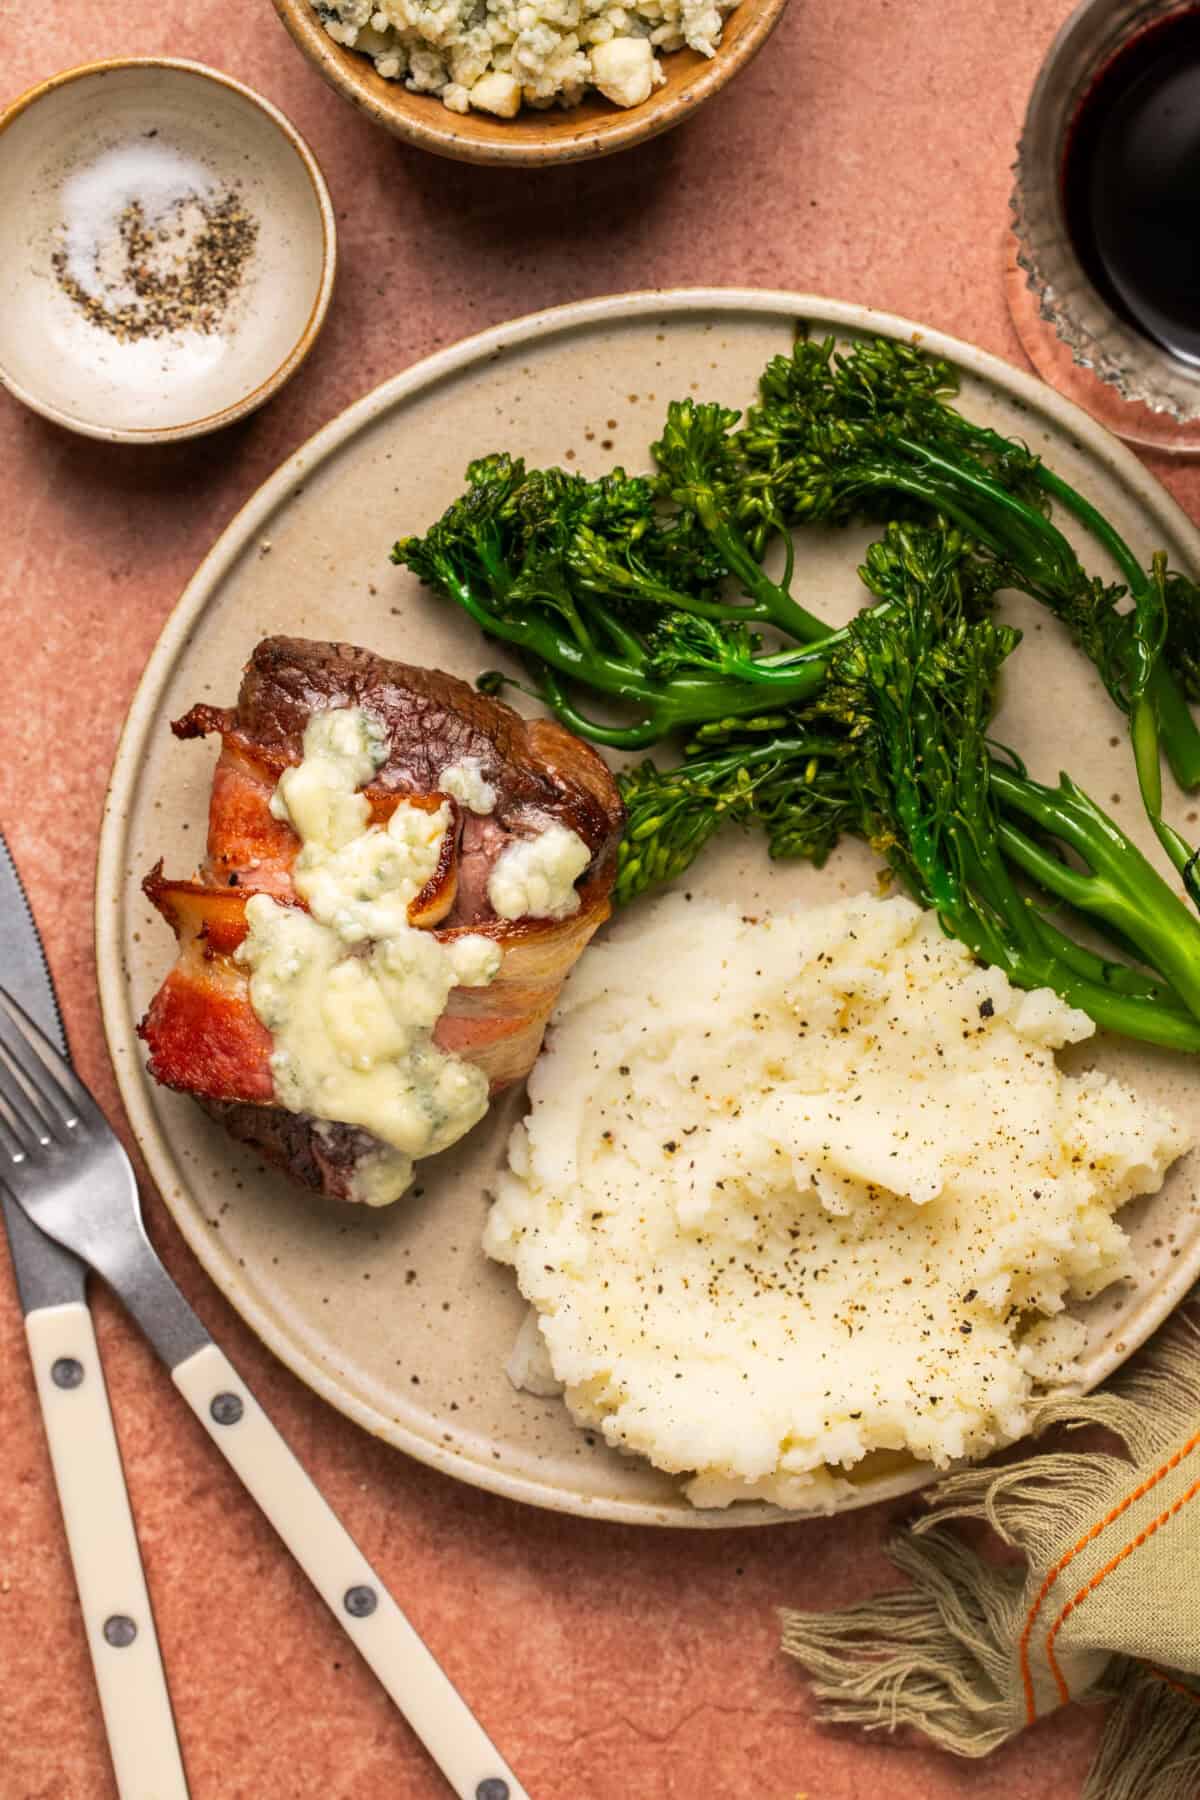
[140,865,614,1101]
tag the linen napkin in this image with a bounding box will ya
[781,1304,1200,1799]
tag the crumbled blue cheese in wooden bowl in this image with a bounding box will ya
[311,0,741,117]
[486,892,1192,1511]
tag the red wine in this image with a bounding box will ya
[1062,7,1200,367]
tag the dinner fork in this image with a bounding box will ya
[0,986,528,1800]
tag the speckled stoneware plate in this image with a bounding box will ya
[97,291,1200,1527]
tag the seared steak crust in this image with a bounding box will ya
[199,1101,376,1204]
[174,636,620,870]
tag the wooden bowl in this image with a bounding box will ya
[269,0,789,166]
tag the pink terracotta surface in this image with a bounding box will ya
[3,3,1198,1796]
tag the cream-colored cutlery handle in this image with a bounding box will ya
[26,1302,190,1800]
[172,1342,529,1800]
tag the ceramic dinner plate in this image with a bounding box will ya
[97,291,1200,1527]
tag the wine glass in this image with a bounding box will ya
[1009,0,1200,453]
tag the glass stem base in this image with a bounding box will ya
[1005,237,1200,457]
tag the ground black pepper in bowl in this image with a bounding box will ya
[52,187,258,342]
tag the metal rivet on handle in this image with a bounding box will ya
[343,1585,377,1618]
[51,1357,84,1389]
[210,1392,244,1426]
[103,1615,137,1648]
[477,1782,510,1800]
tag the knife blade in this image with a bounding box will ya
[0,834,86,1313]
[0,827,189,1800]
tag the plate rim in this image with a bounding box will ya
[95,286,1200,1527]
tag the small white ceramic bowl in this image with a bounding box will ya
[0,59,336,442]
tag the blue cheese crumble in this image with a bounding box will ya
[311,0,740,117]
[238,707,500,1206]
[487,821,591,920]
[438,756,497,814]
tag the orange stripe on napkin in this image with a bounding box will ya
[1144,1663,1200,1706]
[1044,1475,1200,1707]
[1018,1428,1200,1724]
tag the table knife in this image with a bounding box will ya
[0,828,189,1798]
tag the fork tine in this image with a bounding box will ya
[0,1013,69,1147]
[0,1024,64,1140]
[0,987,97,1130]
[0,1043,51,1157]
[0,1085,34,1163]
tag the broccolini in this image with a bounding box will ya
[394,329,1200,1052]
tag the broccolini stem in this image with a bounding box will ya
[586,599,647,666]
[1030,912,1185,1004]
[688,490,832,645]
[532,664,835,748]
[434,563,654,703]
[996,456,1200,789]
[535,670,668,749]
[1149,662,1200,790]
[1021,958,1200,1051]
[1130,692,1200,901]
[435,561,828,725]
[570,539,777,625]
[842,461,1067,597]
[1029,914,1180,1000]
[951,812,1200,1049]
[991,765,1200,1022]
[893,437,1086,597]
[1035,463,1147,588]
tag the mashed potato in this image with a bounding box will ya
[484,893,1191,1510]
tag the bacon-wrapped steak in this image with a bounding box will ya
[139,637,624,1203]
